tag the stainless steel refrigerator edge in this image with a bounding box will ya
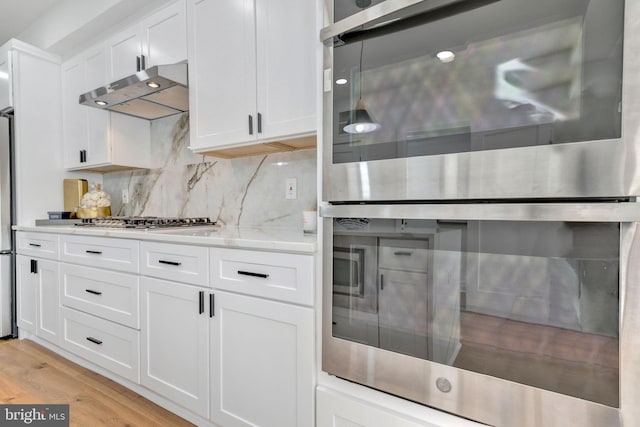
[0,111,14,338]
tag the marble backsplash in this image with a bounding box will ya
[102,113,317,229]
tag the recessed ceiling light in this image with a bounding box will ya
[335,78,348,85]
[436,50,455,63]
[95,100,108,106]
[146,81,161,88]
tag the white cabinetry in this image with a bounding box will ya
[140,276,210,418]
[211,290,314,427]
[57,235,141,382]
[210,247,314,427]
[15,233,60,344]
[62,45,151,172]
[107,0,187,81]
[187,0,316,152]
[317,387,432,427]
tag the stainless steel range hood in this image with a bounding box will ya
[79,63,188,120]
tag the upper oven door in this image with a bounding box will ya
[322,0,638,202]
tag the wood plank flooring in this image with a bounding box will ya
[0,338,195,427]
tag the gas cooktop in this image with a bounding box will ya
[75,216,216,229]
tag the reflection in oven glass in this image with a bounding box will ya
[332,218,620,407]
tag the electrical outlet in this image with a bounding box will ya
[122,188,129,204]
[285,178,297,200]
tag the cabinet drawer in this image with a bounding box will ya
[60,264,139,329]
[16,232,59,260]
[60,307,139,383]
[60,235,139,273]
[211,248,313,306]
[379,238,430,273]
[140,241,208,287]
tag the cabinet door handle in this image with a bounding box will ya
[248,115,254,135]
[30,259,37,274]
[237,270,269,279]
[136,56,141,72]
[29,243,41,248]
[393,251,413,256]
[85,250,102,255]
[199,290,204,314]
[380,273,384,290]
[209,293,215,318]
[79,150,83,163]
[85,289,102,296]
[86,337,103,345]
[158,260,182,266]
[257,112,262,133]
[140,54,146,70]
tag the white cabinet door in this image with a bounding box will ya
[255,0,316,141]
[140,277,209,418]
[317,387,432,427]
[62,45,110,169]
[84,47,110,165]
[211,290,314,427]
[16,255,36,334]
[16,255,60,342]
[36,258,60,344]
[62,59,87,169]
[187,0,256,149]
[142,0,187,68]
[107,25,142,82]
[108,0,187,82]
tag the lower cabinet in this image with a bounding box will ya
[16,254,60,344]
[140,277,210,418]
[211,290,314,427]
[317,387,429,427]
[60,306,140,383]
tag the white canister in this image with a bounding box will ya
[302,210,317,233]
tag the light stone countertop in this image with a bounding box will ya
[13,225,318,254]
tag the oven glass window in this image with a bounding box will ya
[332,0,624,164]
[332,218,620,406]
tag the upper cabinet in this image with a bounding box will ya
[62,0,187,172]
[107,0,187,82]
[62,44,151,172]
[187,0,317,157]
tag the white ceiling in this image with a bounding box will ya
[0,0,65,46]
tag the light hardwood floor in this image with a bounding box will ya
[0,338,195,427]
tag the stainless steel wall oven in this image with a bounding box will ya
[320,1,640,426]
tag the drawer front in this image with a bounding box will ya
[140,242,208,287]
[60,235,139,273]
[16,232,59,260]
[379,238,430,273]
[61,264,139,329]
[60,307,139,383]
[211,248,314,306]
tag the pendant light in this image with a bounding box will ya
[343,40,381,134]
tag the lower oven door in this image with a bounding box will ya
[321,202,640,427]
